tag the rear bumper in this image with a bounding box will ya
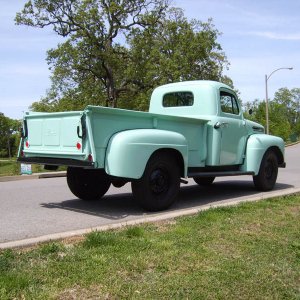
[17,157,95,168]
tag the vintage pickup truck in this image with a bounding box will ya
[18,81,285,211]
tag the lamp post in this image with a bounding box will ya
[265,67,293,134]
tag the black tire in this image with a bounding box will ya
[193,176,215,186]
[131,153,180,211]
[67,167,111,200]
[253,150,278,191]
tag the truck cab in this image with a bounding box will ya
[149,81,264,167]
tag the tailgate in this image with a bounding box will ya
[18,111,94,168]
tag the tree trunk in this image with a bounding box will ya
[106,74,118,108]
[7,138,11,159]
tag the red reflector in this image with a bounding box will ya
[21,150,24,157]
[25,141,29,148]
[88,154,93,162]
[76,143,81,150]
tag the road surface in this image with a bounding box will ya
[0,144,299,247]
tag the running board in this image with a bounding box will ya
[188,171,255,178]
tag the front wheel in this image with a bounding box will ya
[67,167,111,200]
[253,150,278,191]
[131,153,180,211]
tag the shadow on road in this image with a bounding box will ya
[41,179,293,220]
[176,180,292,209]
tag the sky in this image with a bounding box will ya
[1,0,299,120]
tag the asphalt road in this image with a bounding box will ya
[0,144,299,247]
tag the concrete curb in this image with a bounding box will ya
[0,171,66,182]
[1,186,300,250]
[286,141,300,147]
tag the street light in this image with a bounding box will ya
[265,67,293,134]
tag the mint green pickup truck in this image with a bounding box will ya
[18,81,285,211]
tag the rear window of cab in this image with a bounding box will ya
[163,91,194,107]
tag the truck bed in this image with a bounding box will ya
[19,106,209,169]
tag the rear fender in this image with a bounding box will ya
[105,129,188,179]
[241,134,285,175]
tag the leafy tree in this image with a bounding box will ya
[128,10,228,86]
[123,9,229,110]
[16,1,230,112]
[31,83,104,112]
[16,0,170,108]
[0,113,21,158]
[243,99,266,125]
[269,102,291,141]
[274,88,300,137]
[273,88,295,126]
[243,99,291,141]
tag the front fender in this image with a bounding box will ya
[105,129,188,179]
[241,134,285,175]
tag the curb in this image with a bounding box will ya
[1,187,300,250]
[286,140,300,147]
[0,172,66,182]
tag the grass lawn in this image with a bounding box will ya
[0,160,65,176]
[0,160,20,176]
[0,194,299,299]
[0,160,41,176]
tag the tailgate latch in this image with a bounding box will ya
[77,115,86,139]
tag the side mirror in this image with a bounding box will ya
[248,109,253,115]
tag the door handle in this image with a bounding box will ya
[214,122,221,129]
[214,122,229,129]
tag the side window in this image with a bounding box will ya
[220,91,239,115]
[163,92,194,107]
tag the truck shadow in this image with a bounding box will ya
[41,179,293,220]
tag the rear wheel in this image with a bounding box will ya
[253,150,278,191]
[131,153,180,211]
[67,167,111,200]
[193,176,215,186]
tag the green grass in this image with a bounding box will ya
[1,195,300,299]
[0,160,20,176]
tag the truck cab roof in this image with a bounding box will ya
[153,80,232,91]
[149,80,236,117]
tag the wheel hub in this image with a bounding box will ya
[150,169,169,194]
[265,160,274,179]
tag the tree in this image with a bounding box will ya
[126,9,229,98]
[16,1,230,112]
[16,0,170,108]
[274,87,300,138]
[243,99,266,125]
[0,113,21,158]
[269,102,291,141]
[243,99,291,141]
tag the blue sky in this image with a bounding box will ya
[1,0,299,119]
